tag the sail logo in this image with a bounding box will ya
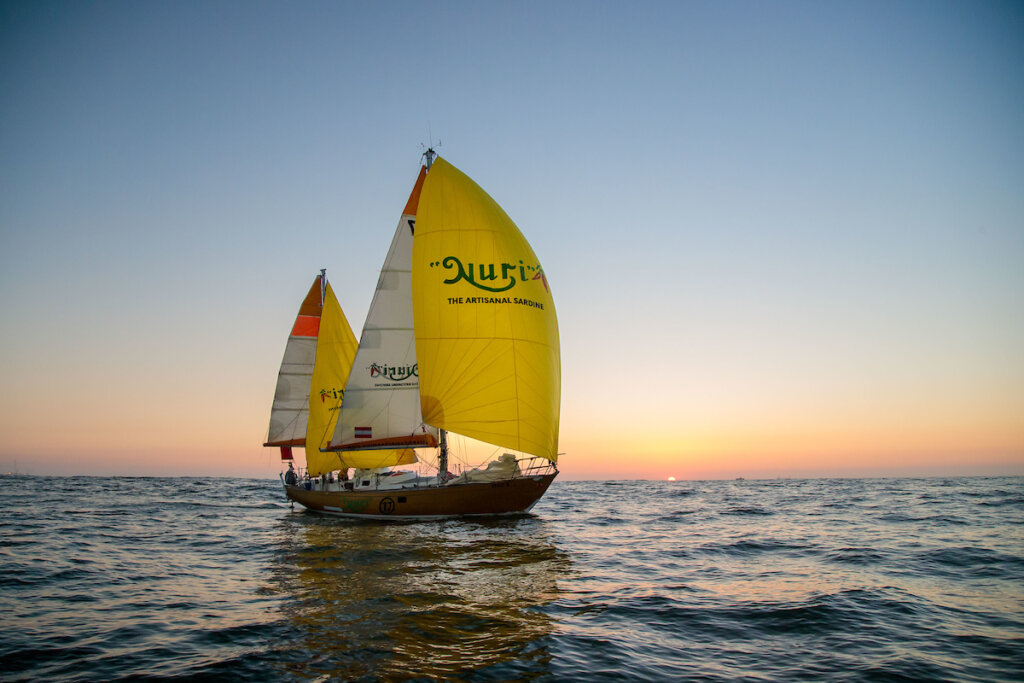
[429,256,548,293]
[369,362,418,382]
[319,387,344,403]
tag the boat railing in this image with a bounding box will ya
[283,457,556,491]
[514,456,558,478]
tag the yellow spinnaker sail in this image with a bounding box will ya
[413,157,561,461]
[306,283,416,475]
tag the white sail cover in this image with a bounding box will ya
[329,195,439,451]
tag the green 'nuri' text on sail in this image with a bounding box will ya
[430,255,542,293]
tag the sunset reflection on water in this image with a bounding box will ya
[264,514,571,680]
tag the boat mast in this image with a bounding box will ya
[438,429,449,478]
[421,145,444,478]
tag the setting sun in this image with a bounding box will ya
[667,476,676,481]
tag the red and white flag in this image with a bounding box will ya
[354,426,372,439]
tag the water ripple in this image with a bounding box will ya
[1,475,1022,681]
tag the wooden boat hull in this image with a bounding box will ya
[284,473,558,519]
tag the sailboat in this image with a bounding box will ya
[263,150,560,519]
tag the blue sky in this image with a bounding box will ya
[1,1,1022,477]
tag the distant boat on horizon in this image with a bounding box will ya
[263,150,560,519]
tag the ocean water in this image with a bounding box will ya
[1,476,1022,681]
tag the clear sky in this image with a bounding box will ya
[2,1,1022,479]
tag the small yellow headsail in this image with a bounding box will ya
[306,283,416,475]
[305,283,357,476]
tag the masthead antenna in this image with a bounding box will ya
[421,131,441,170]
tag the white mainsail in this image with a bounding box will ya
[328,168,439,452]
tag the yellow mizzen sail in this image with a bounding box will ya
[305,282,416,475]
[413,157,561,461]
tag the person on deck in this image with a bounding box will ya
[284,463,297,486]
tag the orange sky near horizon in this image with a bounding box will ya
[1,284,1022,479]
[1,381,1020,479]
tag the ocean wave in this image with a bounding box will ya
[2,475,1021,681]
